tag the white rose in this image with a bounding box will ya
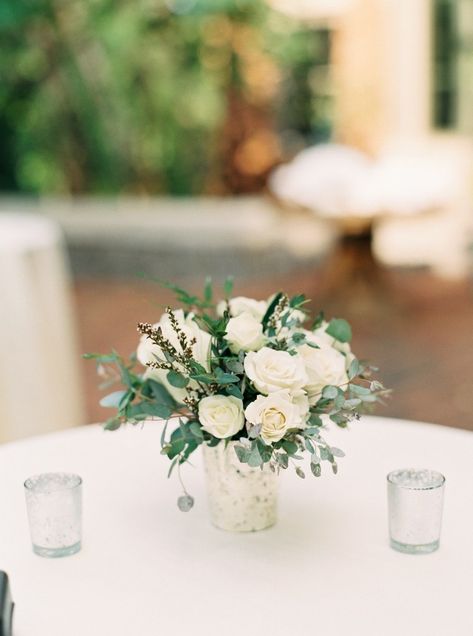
[225,312,265,353]
[199,395,245,439]
[245,390,305,444]
[137,310,211,402]
[244,347,308,394]
[217,296,267,321]
[298,339,349,404]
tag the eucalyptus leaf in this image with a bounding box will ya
[224,384,243,400]
[234,445,249,463]
[214,368,239,384]
[104,417,121,431]
[348,358,360,380]
[148,380,178,409]
[100,391,127,408]
[247,445,263,468]
[204,277,213,302]
[326,318,352,343]
[166,371,189,389]
[295,466,305,479]
[177,495,194,512]
[322,385,338,400]
[223,276,234,298]
[189,421,204,441]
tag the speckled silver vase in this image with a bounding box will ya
[202,442,278,532]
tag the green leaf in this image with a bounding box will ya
[349,383,372,396]
[104,417,121,431]
[160,420,169,448]
[166,371,189,389]
[320,447,334,462]
[304,438,315,453]
[234,445,249,463]
[167,456,179,477]
[177,495,194,512]
[182,440,199,461]
[149,403,174,419]
[326,318,352,343]
[204,276,213,302]
[330,413,349,426]
[167,438,186,460]
[189,373,215,385]
[100,391,127,408]
[311,311,325,330]
[307,414,323,428]
[127,402,173,420]
[152,279,212,309]
[348,358,360,380]
[148,380,178,409]
[310,462,322,477]
[224,384,243,400]
[262,292,283,328]
[83,352,118,362]
[188,360,207,375]
[343,398,362,409]
[248,424,261,439]
[295,466,305,479]
[223,276,234,298]
[322,385,338,400]
[189,421,204,441]
[214,368,239,384]
[289,293,307,308]
[224,358,244,374]
[291,332,306,344]
[282,440,298,455]
[247,444,263,468]
[276,453,289,469]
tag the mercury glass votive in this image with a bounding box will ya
[387,468,445,554]
[24,473,82,558]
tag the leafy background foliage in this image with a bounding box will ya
[0,0,331,195]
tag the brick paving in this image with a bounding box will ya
[74,267,473,431]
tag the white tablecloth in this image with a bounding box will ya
[0,416,472,635]
[0,213,84,441]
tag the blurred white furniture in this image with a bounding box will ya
[0,415,471,635]
[270,141,473,277]
[0,213,84,442]
[269,144,375,231]
[372,138,473,278]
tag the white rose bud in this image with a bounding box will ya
[217,296,267,320]
[244,347,308,394]
[298,340,349,404]
[225,312,265,354]
[199,395,245,439]
[245,390,305,444]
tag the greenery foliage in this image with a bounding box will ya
[86,278,389,510]
[0,0,329,194]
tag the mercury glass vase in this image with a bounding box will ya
[202,442,278,532]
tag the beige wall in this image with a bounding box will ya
[332,0,434,151]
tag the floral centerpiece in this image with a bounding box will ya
[87,279,388,532]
